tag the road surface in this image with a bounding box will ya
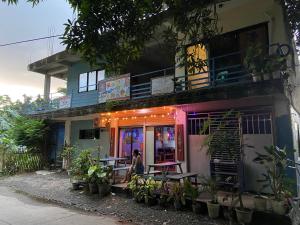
[0,186,124,225]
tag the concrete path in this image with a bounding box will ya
[0,186,124,225]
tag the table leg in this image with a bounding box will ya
[179,164,183,174]
[147,166,151,175]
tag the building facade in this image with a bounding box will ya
[26,0,300,193]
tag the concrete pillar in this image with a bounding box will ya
[44,74,51,101]
[63,120,71,170]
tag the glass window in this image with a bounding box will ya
[154,126,175,164]
[88,71,97,91]
[97,70,105,82]
[79,73,88,92]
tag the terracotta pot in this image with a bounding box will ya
[235,208,253,224]
[270,199,286,215]
[207,201,220,219]
[254,196,267,211]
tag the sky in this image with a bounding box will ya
[0,0,74,101]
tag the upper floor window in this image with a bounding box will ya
[79,70,105,93]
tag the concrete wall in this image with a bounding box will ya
[70,120,109,158]
[188,135,210,177]
[67,62,99,108]
[243,134,273,193]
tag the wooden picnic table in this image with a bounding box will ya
[146,161,183,175]
[99,157,128,167]
[166,172,199,186]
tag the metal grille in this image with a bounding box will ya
[241,113,272,134]
[187,113,209,135]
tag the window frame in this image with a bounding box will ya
[78,69,105,93]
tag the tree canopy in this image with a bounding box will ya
[3,0,300,73]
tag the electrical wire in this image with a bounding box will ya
[0,34,62,47]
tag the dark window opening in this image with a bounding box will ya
[79,128,100,139]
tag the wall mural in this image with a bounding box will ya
[98,74,130,103]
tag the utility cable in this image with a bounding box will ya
[0,34,62,47]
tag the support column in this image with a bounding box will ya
[44,74,51,101]
[63,120,71,170]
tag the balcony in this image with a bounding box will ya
[24,43,287,115]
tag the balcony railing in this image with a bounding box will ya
[24,43,288,115]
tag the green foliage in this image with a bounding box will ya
[183,179,199,203]
[200,176,218,204]
[127,175,146,202]
[243,43,288,79]
[253,145,291,201]
[70,149,93,181]
[87,164,112,184]
[6,115,46,151]
[143,177,161,204]
[2,152,43,175]
[167,182,186,206]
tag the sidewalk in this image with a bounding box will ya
[0,172,223,225]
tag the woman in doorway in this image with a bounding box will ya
[123,149,144,182]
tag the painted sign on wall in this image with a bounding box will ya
[58,95,71,109]
[176,124,184,161]
[151,75,174,95]
[110,128,115,157]
[98,74,130,103]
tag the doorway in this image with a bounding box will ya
[119,127,144,164]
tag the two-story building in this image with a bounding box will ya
[26,0,300,193]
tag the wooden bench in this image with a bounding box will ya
[166,172,199,185]
[112,166,131,184]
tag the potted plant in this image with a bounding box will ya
[157,181,170,207]
[87,165,99,194]
[168,182,186,211]
[69,149,92,191]
[253,192,268,212]
[143,177,161,206]
[254,145,289,215]
[243,43,288,82]
[183,179,201,214]
[201,177,220,219]
[61,143,75,171]
[235,190,254,224]
[97,166,112,197]
[127,175,145,203]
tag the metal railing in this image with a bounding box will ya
[24,43,288,114]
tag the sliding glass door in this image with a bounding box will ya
[119,127,143,164]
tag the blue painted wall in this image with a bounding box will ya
[70,120,109,158]
[67,62,99,108]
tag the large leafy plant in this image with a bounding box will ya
[87,165,112,184]
[167,182,186,206]
[253,145,290,201]
[200,176,218,204]
[70,149,93,181]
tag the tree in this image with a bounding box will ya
[3,0,300,70]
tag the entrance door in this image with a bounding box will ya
[154,126,176,164]
[119,127,143,163]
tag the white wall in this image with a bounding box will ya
[189,135,210,177]
[145,127,155,168]
[243,134,273,193]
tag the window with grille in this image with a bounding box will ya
[241,113,272,134]
[188,113,209,135]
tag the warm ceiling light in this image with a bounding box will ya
[138,109,149,114]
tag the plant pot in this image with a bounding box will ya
[174,201,182,211]
[158,197,168,207]
[270,199,286,215]
[88,182,98,194]
[235,208,253,224]
[72,182,80,190]
[146,197,157,206]
[254,196,267,211]
[192,202,202,214]
[98,183,110,197]
[207,201,220,219]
